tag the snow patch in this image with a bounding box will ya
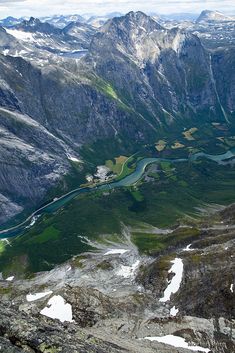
[170,306,179,316]
[6,276,14,282]
[116,260,140,278]
[67,154,81,163]
[40,295,73,323]
[26,291,52,302]
[2,49,9,56]
[143,335,210,352]
[104,249,129,256]
[230,284,234,293]
[183,244,194,251]
[5,29,35,42]
[160,258,183,302]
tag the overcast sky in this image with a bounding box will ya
[0,0,234,19]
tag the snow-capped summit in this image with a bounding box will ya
[40,14,85,28]
[196,10,234,23]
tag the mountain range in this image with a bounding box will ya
[0,9,234,353]
[0,10,234,225]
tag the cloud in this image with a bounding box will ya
[0,0,26,3]
[0,0,234,18]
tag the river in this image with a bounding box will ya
[1,148,235,239]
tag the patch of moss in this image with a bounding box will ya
[39,343,61,353]
[190,253,202,264]
[132,227,200,255]
[72,256,86,269]
[90,75,131,111]
[27,226,60,244]
[97,260,113,271]
[2,255,29,278]
[0,241,5,254]
[0,286,12,295]
[130,189,144,202]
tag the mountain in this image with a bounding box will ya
[89,11,233,125]
[0,16,23,27]
[4,17,91,55]
[106,12,123,18]
[0,11,235,353]
[86,12,123,27]
[0,199,234,353]
[13,17,62,34]
[62,21,96,46]
[196,10,234,23]
[0,11,234,223]
[40,14,85,28]
[87,16,111,28]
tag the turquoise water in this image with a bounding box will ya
[190,148,235,163]
[1,148,235,239]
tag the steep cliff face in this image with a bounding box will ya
[212,47,235,116]
[89,11,231,126]
[0,107,72,224]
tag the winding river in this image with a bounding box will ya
[1,148,235,239]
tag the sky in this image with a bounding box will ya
[0,0,234,19]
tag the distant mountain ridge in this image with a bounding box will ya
[196,10,234,23]
[4,16,95,54]
[40,14,85,28]
[1,9,234,30]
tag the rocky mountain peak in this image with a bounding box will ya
[23,17,41,27]
[15,17,61,35]
[91,12,193,67]
[101,11,163,35]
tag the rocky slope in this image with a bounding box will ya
[5,17,91,53]
[62,21,96,47]
[0,206,234,352]
[0,107,73,224]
